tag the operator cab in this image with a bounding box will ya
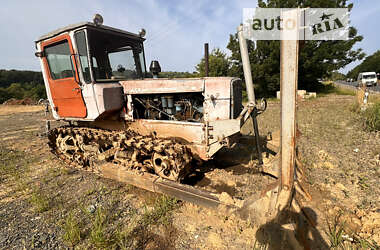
[35,16,147,120]
[83,26,146,83]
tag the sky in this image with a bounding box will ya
[0,0,378,74]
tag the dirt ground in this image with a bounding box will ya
[0,95,379,249]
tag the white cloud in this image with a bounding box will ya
[0,0,258,72]
[2,0,375,75]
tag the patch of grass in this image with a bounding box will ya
[334,88,356,96]
[29,188,50,213]
[115,195,178,249]
[0,146,39,193]
[140,195,178,227]
[349,102,361,113]
[317,82,356,97]
[326,212,345,248]
[63,211,81,247]
[369,94,380,103]
[362,102,380,131]
[85,187,97,196]
[0,147,27,180]
[89,207,112,248]
[356,237,380,249]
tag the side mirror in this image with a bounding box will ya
[35,51,45,58]
[149,60,161,79]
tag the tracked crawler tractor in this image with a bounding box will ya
[36,12,310,223]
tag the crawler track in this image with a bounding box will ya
[48,126,193,182]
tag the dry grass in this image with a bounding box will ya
[0,105,43,115]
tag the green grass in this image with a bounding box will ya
[89,207,111,248]
[0,147,28,181]
[326,212,345,248]
[334,88,356,96]
[325,211,380,249]
[86,195,178,249]
[29,188,50,213]
[351,100,380,132]
[141,195,178,226]
[0,146,39,192]
[114,195,178,249]
[63,212,82,247]
[362,102,380,131]
[317,82,356,97]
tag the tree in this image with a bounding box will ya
[0,88,10,103]
[196,48,230,77]
[158,71,197,78]
[6,83,24,99]
[0,69,43,88]
[227,0,365,96]
[347,50,380,79]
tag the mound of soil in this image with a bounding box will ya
[3,98,36,105]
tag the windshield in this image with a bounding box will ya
[363,74,376,79]
[86,29,146,82]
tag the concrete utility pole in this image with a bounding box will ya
[277,8,300,211]
[237,25,255,104]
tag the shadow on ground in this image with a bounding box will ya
[256,207,329,250]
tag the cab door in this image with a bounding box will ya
[41,34,87,118]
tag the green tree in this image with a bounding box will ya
[0,69,43,88]
[0,88,10,103]
[227,0,365,96]
[6,83,25,99]
[158,71,197,78]
[26,84,47,100]
[196,48,230,77]
[347,50,380,79]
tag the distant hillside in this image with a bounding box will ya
[347,51,380,79]
[158,71,198,78]
[0,69,199,104]
[0,69,45,103]
[0,69,43,88]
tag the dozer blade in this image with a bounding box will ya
[99,163,238,210]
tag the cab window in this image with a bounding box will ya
[74,31,91,83]
[45,41,74,80]
[87,29,145,82]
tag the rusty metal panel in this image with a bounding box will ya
[127,119,203,143]
[120,79,205,94]
[127,119,210,160]
[203,99,230,121]
[208,119,240,145]
[203,77,239,121]
[204,77,234,99]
